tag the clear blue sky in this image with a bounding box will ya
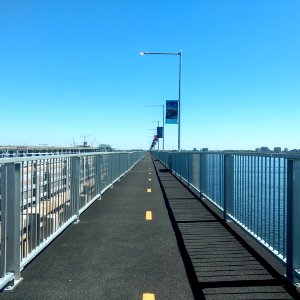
[1,0,300,150]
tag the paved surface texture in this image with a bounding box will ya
[0,153,299,299]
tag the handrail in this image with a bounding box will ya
[153,150,300,286]
[0,151,145,290]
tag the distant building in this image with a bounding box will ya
[201,148,209,152]
[274,147,281,153]
[260,147,270,152]
[290,149,300,153]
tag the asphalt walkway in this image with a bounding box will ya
[0,153,298,299]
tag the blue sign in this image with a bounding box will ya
[166,100,178,124]
[157,127,163,138]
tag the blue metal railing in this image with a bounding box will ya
[153,151,300,286]
[0,151,145,290]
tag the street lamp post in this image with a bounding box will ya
[146,105,165,150]
[147,135,156,150]
[147,121,160,150]
[141,50,182,151]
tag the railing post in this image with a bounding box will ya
[199,153,202,194]
[286,159,300,285]
[180,153,182,180]
[110,155,114,188]
[187,153,190,187]
[224,154,234,222]
[199,153,207,195]
[95,155,102,200]
[71,156,80,223]
[168,152,172,170]
[0,162,22,289]
[167,152,174,172]
[117,153,121,181]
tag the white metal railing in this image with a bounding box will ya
[153,151,300,286]
[0,151,145,290]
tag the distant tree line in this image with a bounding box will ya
[98,144,113,152]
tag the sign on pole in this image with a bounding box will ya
[157,127,163,138]
[165,100,179,124]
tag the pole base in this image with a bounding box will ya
[4,277,24,291]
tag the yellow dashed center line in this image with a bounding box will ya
[143,293,155,300]
[147,188,152,193]
[145,211,152,221]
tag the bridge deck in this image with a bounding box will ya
[0,153,298,299]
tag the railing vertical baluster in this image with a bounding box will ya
[269,157,272,246]
[259,156,263,240]
[241,155,243,222]
[247,155,250,230]
[264,156,267,243]
[273,157,276,251]
[238,155,241,222]
[220,154,224,207]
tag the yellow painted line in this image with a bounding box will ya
[147,188,152,193]
[143,293,155,300]
[145,211,152,220]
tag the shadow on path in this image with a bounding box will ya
[153,158,298,300]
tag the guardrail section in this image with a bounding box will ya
[153,151,300,286]
[0,151,144,290]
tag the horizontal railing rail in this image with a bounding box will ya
[0,151,145,290]
[0,147,107,158]
[153,151,300,286]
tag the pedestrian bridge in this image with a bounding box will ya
[0,151,299,299]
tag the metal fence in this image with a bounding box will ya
[153,151,300,285]
[0,151,145,290]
